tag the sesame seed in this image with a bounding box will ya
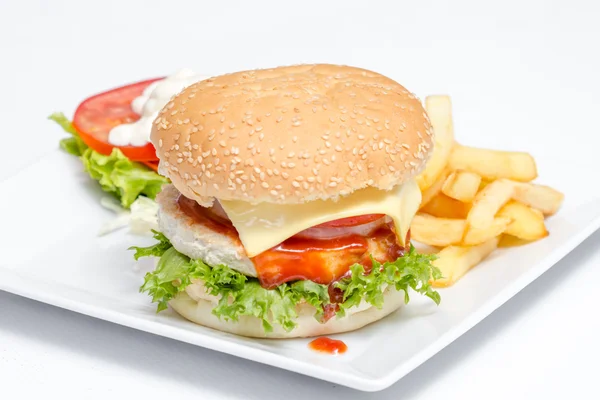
[261,182,269,188]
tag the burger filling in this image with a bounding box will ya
[132,182,442,333]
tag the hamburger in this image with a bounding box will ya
[132,64,441,338]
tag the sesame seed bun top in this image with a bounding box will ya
[151,64,433,205]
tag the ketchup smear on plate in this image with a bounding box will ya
[308,337,348,355]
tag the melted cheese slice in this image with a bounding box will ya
[219,179,422,257]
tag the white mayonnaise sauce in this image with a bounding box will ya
[108,69,210,146]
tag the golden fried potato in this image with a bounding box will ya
[411,213,466,247]
[416,96,455,192]
[466,179,514,230]
[431,237,500,287]
[442,170,482,202]
[420,194,470,219]
[420,169,451,208]
[462,217,511,245]
[448,145,537,182]
[498,234,537,248]
[497,200,548,240]
[512,182,564,216]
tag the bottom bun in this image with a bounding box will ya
[168,288,405,338]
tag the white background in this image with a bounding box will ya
[1,0,599,398]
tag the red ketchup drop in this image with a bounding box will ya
[308,337,348,355]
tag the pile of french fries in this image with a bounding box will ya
[412,96,564,287]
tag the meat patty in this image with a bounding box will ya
[156,184,257,277]
[157,184,407,282]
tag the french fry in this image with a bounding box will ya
[416,96,455,192]
[466,179,515,230]
[512,182,564,216]
[442,170,482,202]
[448,145,538,182]
[497,200,548,240]
[411,214,466,247]
[412,94,563,288]
[498,234,536,248]
[420,169,450,208]
[462,217,511,245]
[431,237,500,287]
[420,194,470,219]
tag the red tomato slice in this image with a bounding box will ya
[316,214,386,228]
[141,160,160,171]
[73,77,163,162]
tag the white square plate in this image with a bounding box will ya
[1,149,599,392]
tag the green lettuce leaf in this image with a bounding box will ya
[49,112,88,156]
[133,233,441,333]
[49,112,168,208]
[334,247,441,317]
[80,147,167,208]
[131,230,172,260]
